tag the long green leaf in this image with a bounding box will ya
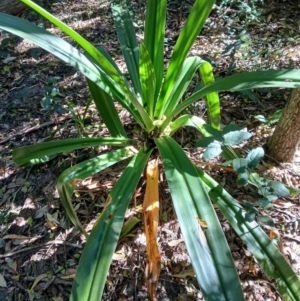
[3,2,153,130]
[84,44,133,92]
[163,57,207,118]
[20,0,152,128]
[156,136,244,301]
[139,43,156,117]
[112,2,142,96]
[160,69,300,132]
[56,147,135,237]
[70,148,151,301]
[155,0,215,118]
[199,61,220,130]
[197,168,300,301]
[13,137,135,167]
[83,45,145,129]
[144,0,167,101]
[0,13,147,128]
[19,0,120,81]
[168,114,208,136]
[88,45,125,79]
[86,78,127,137]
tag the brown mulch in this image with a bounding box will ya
[0,0,300,300]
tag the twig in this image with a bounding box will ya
[0,117,72,145]
[23,276,73,286]
[1,104,96,145]
[0,240,82,258]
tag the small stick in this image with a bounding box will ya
[0,240,82,258]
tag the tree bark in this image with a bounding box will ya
[0,0,43,16]
[267,89,300,162]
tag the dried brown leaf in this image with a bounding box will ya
[143,159,161,301]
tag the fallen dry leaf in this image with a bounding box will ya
[196,217,210,254]
[3,234,31,240]
[143,158,161,301]
[0,274,7,288]
[173,266,195,278]
[60,269,77,279]
[30,273,48,291]
[269,229,284,255]
[167,238,184,247]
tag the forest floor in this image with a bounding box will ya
[0,0,300,300]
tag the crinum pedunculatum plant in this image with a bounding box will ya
[1,0,300,300]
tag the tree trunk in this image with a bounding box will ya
[267,89,300,162]
[0,0,43,16]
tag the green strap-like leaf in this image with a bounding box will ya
[88,45,125,78]
[70,148,151,301]
[144,0,167,101]
[20,0,144,108]
[120,216,141,239]
[19,0,147,117]
[163,57,207,118]
[112,2,142,96]
[83,45,146,128]
[85,44,132,92]
[221,145,243,161]
[57,147,136,236]
[139,43,156,117]
[168,114,208,136]
[155,136,244,301]
[19,0,121,82]
[160,69,300,132]
[0,13,148,128]
[13,137,135,167]
[197,169,300,301]
[86,78,127,137]
[3,1,154,130]
[199,61,220,130]
[155,0,215,119]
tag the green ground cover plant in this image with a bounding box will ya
[1,0,300,300]
[41,75,67,114]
